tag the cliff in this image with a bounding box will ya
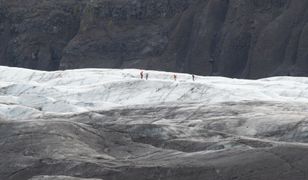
[0,0,308,78]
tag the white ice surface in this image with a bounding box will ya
[1,66,308,120]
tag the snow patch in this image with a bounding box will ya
[1,66,308,120]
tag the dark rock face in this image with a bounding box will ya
[29,176,102,180]
[0,0,81,70]
[1,0,308,78]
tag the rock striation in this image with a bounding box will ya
[1,0,308,78]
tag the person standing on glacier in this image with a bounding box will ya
[192,74,195,81]
[145,73,149,80]
[140,71,144,79]
[173,74,177,81]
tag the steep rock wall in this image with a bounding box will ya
[0,0,308,78]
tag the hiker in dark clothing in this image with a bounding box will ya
[145,73,149,80]
[140,71,144,79]
[192,74,195,81]
[173,74,177,81]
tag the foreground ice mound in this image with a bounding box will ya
[1,66,308,120]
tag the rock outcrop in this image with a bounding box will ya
[0,0,308,78]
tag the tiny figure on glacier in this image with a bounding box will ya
[173,74,177,81]
[145,73,149,80]
[140,71,144,79]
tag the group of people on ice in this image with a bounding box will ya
[140,71,149,80]
[140,70,195,81]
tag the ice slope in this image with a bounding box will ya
[3,66,308,180]
[1,66,308,120]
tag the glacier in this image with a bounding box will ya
[1,66,308,180]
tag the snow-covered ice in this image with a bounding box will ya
[1,66,308,120]
[2,66,308,180]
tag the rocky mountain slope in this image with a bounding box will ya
[0,0,308,78]
[2,66,308,180]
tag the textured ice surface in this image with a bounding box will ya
[1,66,308,120]
[2,66,308,180]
